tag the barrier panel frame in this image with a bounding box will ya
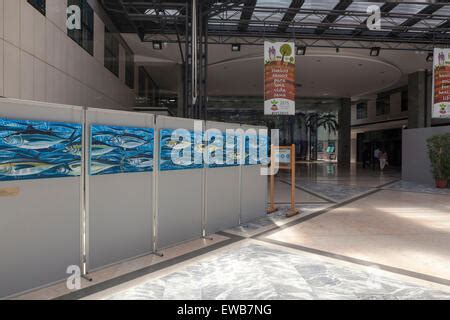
[204,121,242,235]
[0,98,83,298]
[240,124,269,224]
[155,116,205,249]
[85,108,155,272]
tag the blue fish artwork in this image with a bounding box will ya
[207,133,240,168]
[159,129,204,171]
[90,125,154,175]
[0,118,82,181]
[258,134,270,165]
[244,133,259,166]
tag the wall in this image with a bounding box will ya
[402,126,450,185]
[0,0,135,110]
[351,91,408,127]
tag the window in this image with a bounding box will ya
[401,90,408,112]
[376,95,390,116]
[356,102,368,120]
[125,53,135,89]
[67,0,94,55]
[28,0,46,15]
[104,27,120,77]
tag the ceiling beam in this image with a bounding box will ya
[315,0,353,35]
[277,0,305,33]
[238,0,257,32]
[388,3,444,37]
[205,0,247,18]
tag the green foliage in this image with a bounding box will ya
[280,44,292,57]
[427,133,450,180]
[280,44,292,63]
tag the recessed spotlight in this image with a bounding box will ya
[426,52,433,62]
[296,46,306,55]
[231,44,241,52]
[370,47,380,56]
[152,41,163,50]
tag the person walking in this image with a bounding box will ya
[379,149,388,171]
[373,146,381,170]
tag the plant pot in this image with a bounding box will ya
[435,179,448,189]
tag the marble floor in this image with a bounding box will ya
[96,241,450,300]
[268,188,450,281]
[14,163,450,300]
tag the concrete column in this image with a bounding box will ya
[177,64,185,117]
[408,70,428,128]
[338,98,351,167]
[351,131,358,164]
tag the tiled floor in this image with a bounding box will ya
[14,163,450,300]
[15,235,230,300]
[268,189,450,281]
[100,241,450,300]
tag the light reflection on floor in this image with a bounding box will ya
[104,241,450,300]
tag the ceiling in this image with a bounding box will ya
[102,1,450,45]
[122,33,432,99]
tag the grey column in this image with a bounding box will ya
[177,64,185,117]
[338,98,351,167]
[408,70,428,129]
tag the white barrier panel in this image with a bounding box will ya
[240,124,268,224]
[0,99,83,298]
[86,108,155,271]
[155,116,204,249]
[204,121,241,234]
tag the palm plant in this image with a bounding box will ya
[317,113,339,141]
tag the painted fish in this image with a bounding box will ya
[109,135,147,149]
[64,144,82,156]
[90,160,118,175]
[64,143,116,157]
[56,162,81,176]
[166,139,191,150]
[126,156,153,168]
[0,161,58,177]
[2,126,77,150]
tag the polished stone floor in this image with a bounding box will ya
[15,163,450,300]
[105,241,450,300]
[269,188,450,281]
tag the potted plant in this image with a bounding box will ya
[427,133,450,188]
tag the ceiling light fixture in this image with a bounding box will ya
[296,46,306,55]
[152,41,163,50]
[370,47,380,56]
[231,44,241,52]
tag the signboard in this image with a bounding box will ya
[275,148,291,164]
[264,42,296,115]
[432,48,450,119]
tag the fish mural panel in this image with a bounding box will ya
[159,129,204,171]
[0,117,82,181]
[258,134,270,165]
[206,133,240,168]
[90,125,154,175]
[244,133,259,166]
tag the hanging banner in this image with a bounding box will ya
[432,48,450,119]
[264,42,296,115]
